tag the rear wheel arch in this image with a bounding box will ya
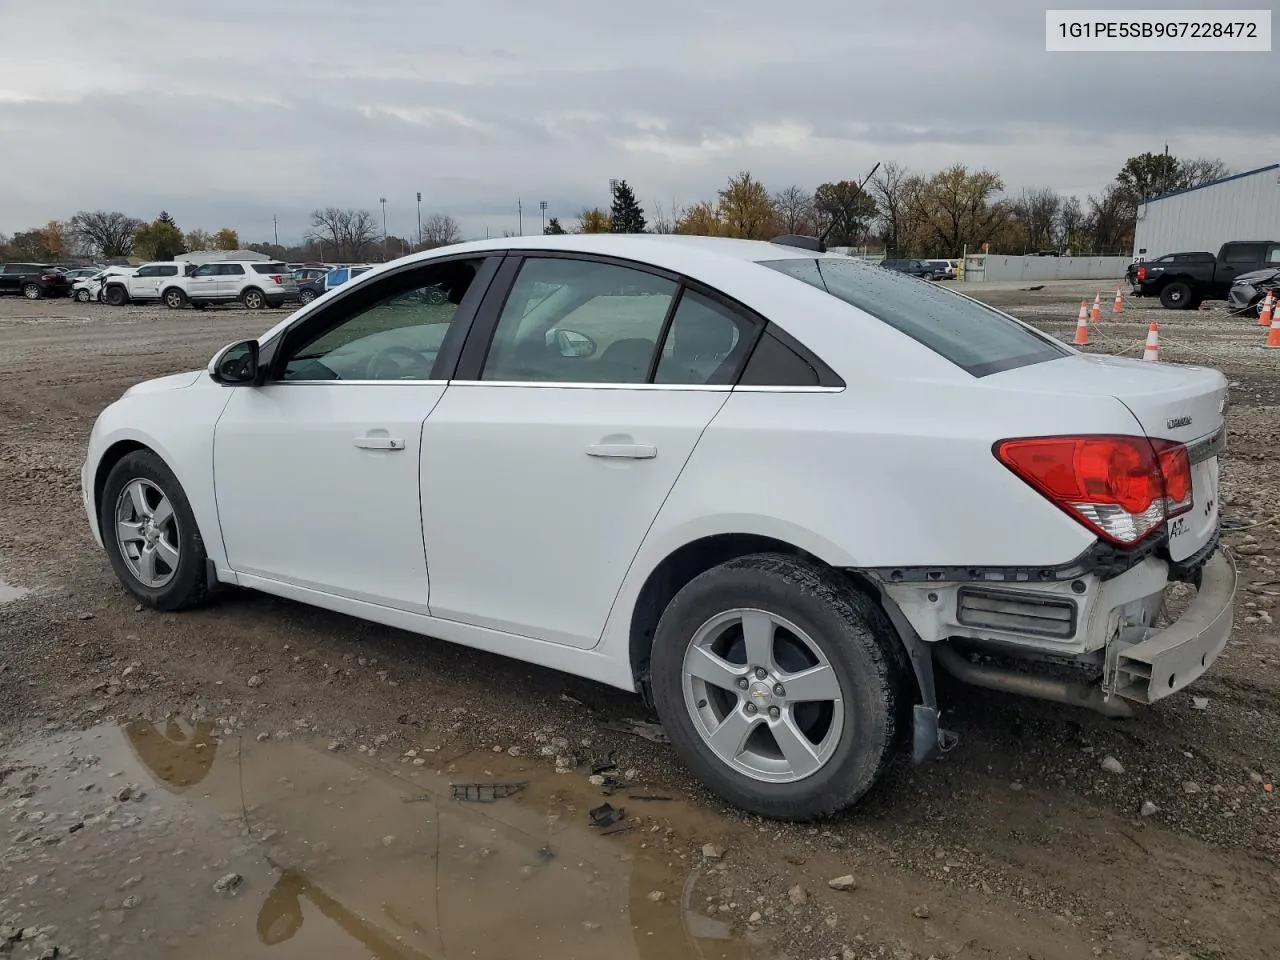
[626,534,916,701]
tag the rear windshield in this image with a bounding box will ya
[760,257,1068,377]
[252,263,289,274]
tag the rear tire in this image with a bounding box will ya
[1160,281,1192,310]
[100,450,209,611]
[163,287,187,309]
[241,288,265,310]
[650,553,909,821]
[298,288,318,305]
[21,283,42,300]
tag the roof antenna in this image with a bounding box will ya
[771,161,881,254]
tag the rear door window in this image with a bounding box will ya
[760,257,1067,377]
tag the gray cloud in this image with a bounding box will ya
[0,0,1276,244]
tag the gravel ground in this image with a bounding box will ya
[0,285,1277,960]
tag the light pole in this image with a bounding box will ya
[539,200,547,235]
[416,191,422,250]
[379,197,387,260]
[517,197,523,236]
[272,215,278,248]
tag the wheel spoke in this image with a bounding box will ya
[135,545,157,583]
[779,664,841,704]
[155,537,180,571]
[116,520,145,545]
[740,612,776,672]
[126,481,151,519]
[151,496,174,528]
[706,709,760,764]
[686,645,746,691]
[771,712,823,779]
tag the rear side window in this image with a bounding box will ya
[157,266,178,277]
[761,257,1068,377]
[253,263,289,274]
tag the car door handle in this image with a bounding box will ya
[354,436,405,450]
[586,442,657,459]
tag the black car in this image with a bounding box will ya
[0,263,73,300]
[296,277,326,305]
[880,258,939,280]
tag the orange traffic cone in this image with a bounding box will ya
[1112,287,1124,314]
[1074,301,1089,345]
[1267,313,1280,349]
[1142,321,1160,362]
[1259,289,1275,327]
[1090,292,1102,324]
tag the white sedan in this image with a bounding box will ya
[81,234,1234,820]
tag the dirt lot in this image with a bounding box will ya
[0,284,1277,960]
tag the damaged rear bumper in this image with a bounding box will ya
[1107,550,1236,703]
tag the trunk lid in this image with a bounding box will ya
[990,353,1227,561]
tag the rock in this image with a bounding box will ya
[246,675,264,689]
[588,775,606,786]
[327,741,343,752]
[256,732,270,743]
[121,896,140,910]
[0,927,16,942]
[114,785,133,802]
[120,875,143,890]
[1100,756,1125,775]
[842,946,858,960]
[701,843,723,860]
[36,946,59,959]
[913,905,931,919]
[582,921,601,931]
[1183,781,1201,794]
[1236,543,1262,556]
[78,612,94,621]
[647,890,665,903]
[381,836,395,847]
[788,884,808,906]
[213,873,243,895]
[491,745,503,754]
[1191,697,1209,711]
[748,911,762,924]
[828,875,857,891]
[1140,801,1159,817]
[506,746,522,757]
[624,768,638,780]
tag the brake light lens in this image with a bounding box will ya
[268,274,285,284]
[995,435,1193,546]
[41,273,59,281]
[1136,265,1147,282]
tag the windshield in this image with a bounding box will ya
[760,257,1068,377]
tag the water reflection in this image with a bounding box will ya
[121,717,217,790]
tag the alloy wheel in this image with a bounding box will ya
[114,478,180,589]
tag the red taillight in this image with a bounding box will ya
[269,274,285,284]
[1136,265,1147,282]
[41,273,59,281]
[995,435,1193,546]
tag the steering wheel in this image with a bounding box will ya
[365,345,434,380]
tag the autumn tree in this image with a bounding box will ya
[8,223,66,261]
[184,229,212,251]
[609,180,647,233]
[812,180,877,247]
[214,228,240,250]
[420,213,461,248]
[543,217,567,235]
[916,165,1007,255]
[772,186,814,235]
[717,171,776,239]
[70,210,141,258]
[133,217,186,260]
[576,208,612,233]
[675,201,724,236]
[307,207,379,261]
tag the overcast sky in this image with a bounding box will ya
[1,0,1275,245]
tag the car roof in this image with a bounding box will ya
[434,233,826,265]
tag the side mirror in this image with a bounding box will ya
[546,328,596,358]
[209,340,260,385]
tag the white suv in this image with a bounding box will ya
[102,261,194,306]
[161,261,299,310]
[74,266,136,303]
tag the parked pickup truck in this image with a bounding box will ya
[1129,241,1280,309]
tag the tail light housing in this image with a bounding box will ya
[1136,265,1147,282]
[995,435,1193,546]
[41,273,60,281]
[268,274,285,284]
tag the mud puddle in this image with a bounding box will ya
[0,719,777,960]
[0,579,29,603]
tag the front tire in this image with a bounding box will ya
[104,285,127,306]
[650,554,909,821]
[1160,281,1192,310]
[22,283,42,300]
[100,450,209,611]
[75,288,92,302]
[298,288,318,305]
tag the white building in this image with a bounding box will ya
[1133,163,1280,259]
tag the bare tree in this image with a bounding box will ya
[306,208,380,261]
[69,210,142,258]
[772,186,815,235]
[1055,195,1085,254]
[1009,187,1061,252]
[1181,157,1230,187]
[1086,185,1132,255]
[419,213,461,249]
[870,162,913,256]
[650,199,683,235]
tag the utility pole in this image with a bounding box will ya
[416,191,423,250]
[379,197,387,260]
[517,197,523,236]
[539,200,547,234]
[272,215,278,248]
